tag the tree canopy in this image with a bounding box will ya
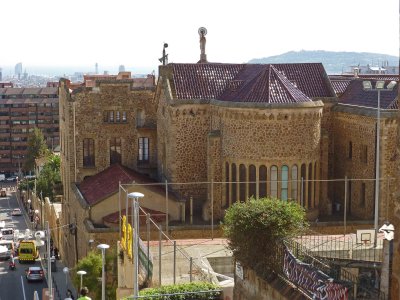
[24,127,49,172]
[72,248,118,300]
[36,154,61,201]
[222,197,308,276]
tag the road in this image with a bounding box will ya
[0,186,47,300]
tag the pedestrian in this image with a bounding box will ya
[65,289,75,300]
[77,287,91,300]
[54,247,59,259]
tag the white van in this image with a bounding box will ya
[0,228,14,240]
[0,174,5,182]
[0,240,14,259]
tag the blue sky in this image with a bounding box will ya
[1,0,398,74]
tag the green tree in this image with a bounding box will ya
[222,197,308,277]
[36,154,61,202]
[24,128,49,172]
[72,247,118,300]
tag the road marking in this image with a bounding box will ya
[21,275,26,300]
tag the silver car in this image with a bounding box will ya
[26,266,44,282]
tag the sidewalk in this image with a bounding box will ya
[16,190,78,300]
[39,247,78,300]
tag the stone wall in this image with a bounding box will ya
[333,109,397,222]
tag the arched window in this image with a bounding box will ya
[225,162,229,207]
[301,164,306,207]
[270,166,278,198]
[291,165,298,201]
[259,166,267,198]
[239,164,246,202]
[231,164,237,204]
[281,165,288,201]
[249,165,256,199]
[308,163,312,208]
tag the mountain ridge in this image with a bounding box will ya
[248,50,399,74]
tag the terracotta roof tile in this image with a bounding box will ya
[77,164,163,206]
[170,63,334,103]
[219,65,311,103]
[339,79,398,109]
[103,208,166,225]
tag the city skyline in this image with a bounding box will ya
[1,0,398,75]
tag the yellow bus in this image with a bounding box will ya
[18,240,38,263]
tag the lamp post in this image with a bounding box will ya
[97,243,109,300]
[127,192,144,298]
[77,270,87,291]
[63,267,69,296]
[362,80,397,247]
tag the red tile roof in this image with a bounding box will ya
[170,63,334,103]
[77,164,161,206]
[103,208,166,225]
[339,79,398,109]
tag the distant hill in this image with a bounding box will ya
[248,50,399,74]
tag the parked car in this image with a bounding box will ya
[0,174,5,182]
[26,266,44,282]
[5,176,17,182]
[11,208,22,216]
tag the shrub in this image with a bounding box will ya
[124,282,222,300]
[222,197,308,276]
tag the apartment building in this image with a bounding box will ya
[0,83,59,175]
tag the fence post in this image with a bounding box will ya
[190,197,193,225]
[159,224,162,286]
[146,213,150,276]
[165,180,169,235]
[344,176,347,236]
[189,257,193,283]
[211,179,214,240]
[173,241,176,285]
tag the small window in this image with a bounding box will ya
[281,165,288,201]
[83,138,95,167]
[109,111,114,123]
[361,145,368,164]
[348,141,352,159]
[138,137,149,162]
[270,166,278,198]
[116,111,120,123]
[122,111,127,122]
[110,138,121,164]
[361,182,366,207]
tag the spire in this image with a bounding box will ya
[198,27,208,63]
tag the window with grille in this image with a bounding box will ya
[83,138,95,167]
[110,138,121,164]
[138,137,149,162]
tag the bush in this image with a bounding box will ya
[222,197,308,276]
[130,282,222,300]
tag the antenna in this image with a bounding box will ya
[159,43,168,66]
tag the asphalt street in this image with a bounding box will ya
[0,185,47,300]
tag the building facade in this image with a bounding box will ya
[0,85,59,175]
[58,72,158,266]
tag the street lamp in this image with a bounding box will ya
[77,270,87,291]
[97,243,109,300]
[128,192,144,298]
[63,267,69,295]
[362,80,397,247]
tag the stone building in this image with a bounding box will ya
[58,72,160,267]
[156,62,337,221]
[57,32,398,283]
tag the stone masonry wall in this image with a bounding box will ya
[333,110,397,221]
